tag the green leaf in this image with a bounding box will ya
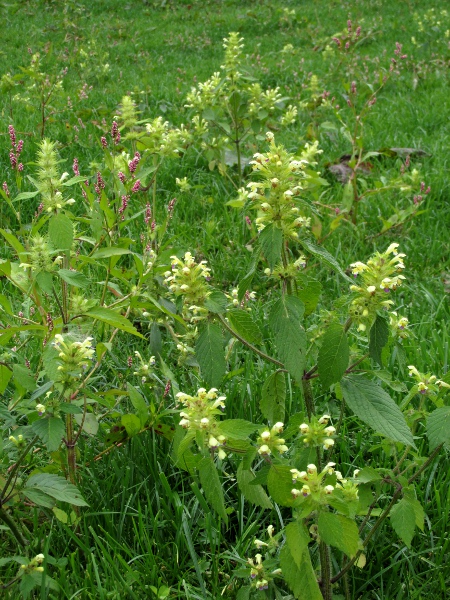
[318,512,359,557]
[267,464,295,507]
[236,463,273,509]
[390,498,416,547]
[369,314,389,366]
[91,247,131,259]
[30,381,54,402]
[238,250,260,302]
[259,224,283,269]
[297,279,322,316]
[74,412,99,435]
[217,419,258,440]
[318,322,349,389]
[31,417,65,451]
[0,229,26,259]
[204,290,228,314]
[13,190,39,201]
[12,364,36,392]
[236,586,251,600]
[403,489,425,531]
[227,309,262,345]
[270,295,306,381]
[356,466,382,484]
[0,365,12,394]
[260,371,286,424]
[57,269,89,289]
[62,175,89,187]
[84,306,144,338]
[280,523,322,600]
[198,457,228,524]
[22,488,55,509]
[24,473,88,506]
[48,213,73,251]
[341,375,415,447]
[298,237,352,283]
[426,406,450,450]
[121,413,141,437]
[127,383,148,427]
[195,322,226,387]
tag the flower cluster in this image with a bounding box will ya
[20,235,57,273]
[389,311,409,339]
[221,31,244,79]
[290,462,359,503]
[53,334,95,385]
[144,116,191,157]
[257,422,289,456]
[299,414,336,450]
[20,554,45,574]
[241,133,322,237]
[164,252,211,321]
[349,243,406,332]
[35,140,76,213]
[133,351,156,384]
[408,365,450,396]
[225,288,256,310]
[176,388,227,459]
[246,525,281,592]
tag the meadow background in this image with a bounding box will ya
[0,0,449,598]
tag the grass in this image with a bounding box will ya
[1,0,449,598]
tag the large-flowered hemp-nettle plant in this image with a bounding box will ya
[0,111,448,598]
[185,32,297,186]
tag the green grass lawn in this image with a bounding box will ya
[0,1,449,598]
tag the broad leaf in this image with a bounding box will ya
[227,309,262,345]
[426,406,450,450]
[0,364,13,393]
[390,498,416,548]
[198,457,228,524]
[280,522,322,600]
[121,413,141,437]
[204,291,228,314]
[341,375,414,447]
[127,383,148,427]
[91,247,131,259]
[318,322,349,389]
[84,306,143,338]
[57,269,89,289]
[298,237,352,282]
[318,512,359,557]
[369,314,389,366]
[32,417,65,452]
[238,250,260,302]
[259,224,283,269]
[267,464,295,507]
[260,371,286,424]
[24,473,88,506]
[236,463,273,509]
[13,364,36,392]
[195,322,226,387]
[270,295,306,381]
[297,278,322,316]
[217,419,258,440]
[48,213,73,251]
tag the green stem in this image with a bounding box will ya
[301,377,316,420]
[319,540,332,600]
[217,314,284,368]
[2,436,39,499]
[0,508,29,548]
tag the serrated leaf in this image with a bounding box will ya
[121,413,141,437]
[227,309,262,345]
[127,383,148,427]
[270,295,306,381]
[280,524,322,600]
[238,251,260,302]
[297,279,322,316]
[32,417,65,451]
[356,466,382,484]
[195,322,226,387]
[260,371,286,424]
[12,364,36,392]
[0,364,12,393]
[48,213,73,251]
[341,375,414,447]
[403,489,425,531]
[426,406,450,450]
[57,269,89,289]
[390,498,416,547]
[25,473,88,506]
[318,322,349,389]
[298,237,352,282]
[236,463,273,509]
[217,419,258,440]
[91,247,131,259]
[204,291,228,314]
[198,457,228,524]
[318,512,359,557]
[259,224,283,269]
[369,314,389,366]
[267,464,295,507]
[84,306,143,338]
